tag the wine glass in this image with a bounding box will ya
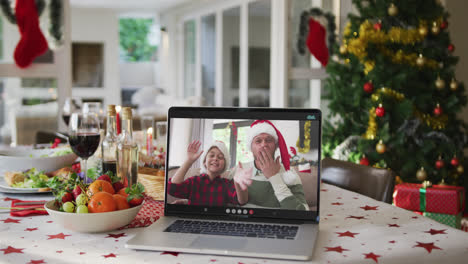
[62,97,82,126]
[68,113,101,178]
[82,102,104,129]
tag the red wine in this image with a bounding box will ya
[62,115,70,126]
[69,133,100,159]
[102,160,117,175]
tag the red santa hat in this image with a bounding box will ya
[247,120,297,185]
[200,140,230,175]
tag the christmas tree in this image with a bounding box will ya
[322,0,467,186]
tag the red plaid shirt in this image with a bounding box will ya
[168,174,239,206]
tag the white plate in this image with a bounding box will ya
[0,177,51,193]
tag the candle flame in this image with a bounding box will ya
[116,105,121,112]
[147,127,153,134]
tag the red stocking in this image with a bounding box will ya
[306,18,329,67]
[13,0,49,68]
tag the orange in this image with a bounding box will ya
[117,188,128,197]
[87,180,115,197]
[113,194,130,210]
[88,192,117,213]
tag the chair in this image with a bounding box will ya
[321,157,395,203]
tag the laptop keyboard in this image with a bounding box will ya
[164,220,299,240]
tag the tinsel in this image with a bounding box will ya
[297,7,337,56]
[344,20,437,74]
[414,109,448,130]
[297,121,311,153]
[363,107,377,140]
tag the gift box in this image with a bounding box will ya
[423,212,462,229]
[393,183,465,215]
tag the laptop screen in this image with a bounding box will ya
[165,107,321,221]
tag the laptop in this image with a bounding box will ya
[126,107,321,260]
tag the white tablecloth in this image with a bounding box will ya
[1,183,468,264]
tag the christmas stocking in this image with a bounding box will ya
[13,0,49,68]
[306,18,329,67]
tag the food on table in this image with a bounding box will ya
[88,192,117,213]
[4,171,25,186]
[4,168,55,189]
[46,166,74,178]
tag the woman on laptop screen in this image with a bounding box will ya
[168,140,247,206]
[233,120,308,210]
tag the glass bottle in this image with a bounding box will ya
[116,107,139,187]
[101,104,118,176]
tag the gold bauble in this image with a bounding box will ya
[416,167,428,181]
[457,165,464,174]
[418,26,428,37]
[431,22,440,35]
[388,3,398,16]
[376,140,386,154]
[339,45,347,54]
[435,77,445,90]
[416,54,425,67]
[371,94,380,102]
[450,79,458,91]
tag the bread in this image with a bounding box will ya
[47,167,74,179]
[4,171,25,186]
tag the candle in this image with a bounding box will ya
[116,105,121,135]
[146,127,153,157]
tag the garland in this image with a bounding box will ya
[414,110,448,130]
[0,0,62,44]
[297,121,311,153]
[297,7,337,56]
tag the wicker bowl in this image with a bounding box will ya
[137,167,165,201]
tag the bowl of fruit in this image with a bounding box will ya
[44,172,145,233]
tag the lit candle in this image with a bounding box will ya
[115,105,121,135]
[146,127,153,157]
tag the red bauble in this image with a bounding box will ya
[440,20,448,29]
[435,159,445,169]
[433,106,442,116]
[363,82,374,93]
[451,157,459,167]
[448,44,455,52]
[374,22,382,31]
[376,105,385,117]
[360,156,370,166]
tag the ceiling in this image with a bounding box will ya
[69,0,193,12]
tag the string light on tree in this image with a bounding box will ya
[376,140,386,154]
[435,76,445,90]
[388,3,398,16]
[376,104,385,117]
[360,155,370,166]
[450,78,458,91]
[433,103,443,116]
[418,25,428,37]
[435,156,445,170]
[363,82,374,93]
[416,167,427,181]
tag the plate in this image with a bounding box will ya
[0,177,52,194]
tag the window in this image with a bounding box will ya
[212,120,253,166]
[119,18,158,62]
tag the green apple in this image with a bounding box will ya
[63,201,75,213]
[76,205,88,214]
[76,194,88,206]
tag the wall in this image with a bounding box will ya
[70,8,120,105]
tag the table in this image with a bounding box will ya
[1,183,468,264]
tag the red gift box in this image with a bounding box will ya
[393,183,465,215]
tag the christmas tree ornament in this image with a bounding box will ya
[440,20,448,29]
[422,180,432,189]
[363,82,374,93]
[433,103,442,116]
[388,3,398,16]
[457,165,464,174]
[431,22,440,35]
[339,44,347,54]
[418,26,428,37]
[374,21,382,31]
[450,78,458,91]
[360,155,370,166]
[447,44,455,52]
[416,167,427,181]
[435,156,444,170]
[435,76,445,90]
[450,156,459,167]
[376,140,386,154]
[416,54,425,67]
[371,94,380,102]
[375,104,385,117]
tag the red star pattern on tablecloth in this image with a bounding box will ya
[346,215,366,220]
[103,253,117,258]
[360,205,378,211]
[363,252,381,263]
[412,216,419,219]
[79,252,86,255]
[1,218,21,223]
[27,260,45,264]
[56,250,63,253]
[161,251,180,256]
[336,231,359,238]
[25,228,38,232]
[0,246,24,254]
[325,246,349,253]
[424,229,447,235]
[413,242,442,253]
[388,224,400,228]
[106,233,126,238]
[210,259,217,262]
[47,233,71,240]
[389,240,396,244]
[321,189,328,192]
[331,202,343,205]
